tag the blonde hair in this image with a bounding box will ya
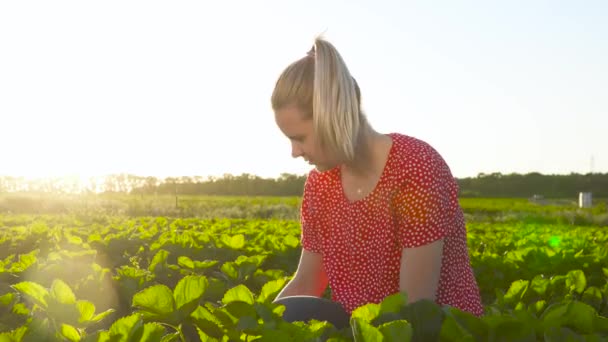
[271,37,364,162]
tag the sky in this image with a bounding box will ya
[1,1,606,180]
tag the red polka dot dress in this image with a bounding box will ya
[300,133,484,316]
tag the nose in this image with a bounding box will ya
[291,142,303,159]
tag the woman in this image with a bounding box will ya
[270,37,484,324]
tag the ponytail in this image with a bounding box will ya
[271,36,364,162]
[311,38,362,162]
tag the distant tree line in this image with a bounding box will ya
[457,172,607,198]
[0,173,307,197]
[137,173,307,197]
[0,172,606,198]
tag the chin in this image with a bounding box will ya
[314,163,336,172]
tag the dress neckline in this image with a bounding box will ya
[337,133,396,205]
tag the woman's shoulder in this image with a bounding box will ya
[387,132,455,182]
[389,133,445,164]
[303,167,338,193]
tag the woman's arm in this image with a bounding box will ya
[275,249,329,300]
[399,239,444,303]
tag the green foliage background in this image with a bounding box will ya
[0,196,605,341]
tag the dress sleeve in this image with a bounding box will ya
[300,172,323,253]
[391,145,457,249]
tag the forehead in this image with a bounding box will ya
[275,105,312,135]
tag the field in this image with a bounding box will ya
[0,194,607,341]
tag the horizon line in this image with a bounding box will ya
[1,170,607,181]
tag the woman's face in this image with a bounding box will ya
[274,105,338,172]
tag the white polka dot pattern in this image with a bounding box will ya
[300,133,484,316]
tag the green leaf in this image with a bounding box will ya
[222,234,245,249]
[235,262,258,281]
[564,301,595,334]
[541,300,596,334]
[236,255,266,267]
[531,300,546,316]
[544,326,583,342]
[256,328,292,341]
[595,316,608,334]
[22,318,52,341]
[399,299,444,342]
[254,302,281,328]
[12,302,30,315]
[271,302,286,317]
[0,326,27,342]
[160,332,180,342]
[494,288,505,307]
[61,324,80,342]
[550,275,567,289]
[504,280,529,304]
[0,293,15,306]
[255,269,286,283]
[9,251,38,273]
[440,314,474,342]
[582,286,603,310]
[351,303,381,323]
[148,250,170,273]
[191,306,224,339]
[307,320,333,336]
[443,306,488,341]
[177,256,218,270]
[379,292,407,314]
[67,235,83,245]
[51,279,76,305]
[177,256,194,269]
[541,302,568,329]
[257,278,287,304]
[566,270,587,295]
[47,298,81,326]
[77,300,96,323]
[205,277,227,303]
[236,315,258,334]
[490,318,536,341]
[351,317,384,342]
[12,281,49,308]
[82,331,107,342]
[193,260,218,269]
[531,275,549,296]
[378,320,412,342]
[91,309,115,323]
[209,305,237,328]
[108,314,145,342]
[140,323,166,342]
[222,285,254,305]
[173,275,207,313]
[96,330,110,342]
[283,235,299,248]
[220,262,238,280]
[225,301,257,319]
[132,285,175,316]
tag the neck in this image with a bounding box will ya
[342,125,381,178]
